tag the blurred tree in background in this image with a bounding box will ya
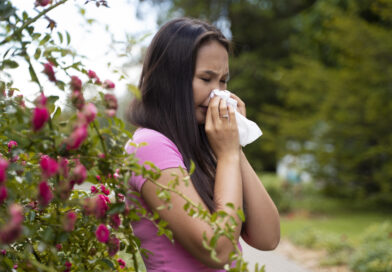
[137,0,392,204]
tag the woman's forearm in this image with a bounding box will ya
[240,150,280,250]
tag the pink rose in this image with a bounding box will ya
[70,76,82,91]
[94,194,108,219]
[0,249,6,256]
[71,90,85,110]
[110,214,121,229]
[35,93,47,107]
[104,94,118,110]
[107,235,120,256]
[7,141,18,152]
[117,258,126,269]
[43,63,56,82]
[103,79,115,89]
[0,186,7,204]
[64,261,72,272]
[100,184,110,196]
[66,124,88,150]
[95,224,109,243]
[91,185,98,194]
[38,181,53,207]
[87,70,97,79]
[32,107,49,131]
[0,204,24,244]
[59,158,69,178]
[63,211,77,232]
[40,155,58,178]
[82,103,97,123]
[69,163,87,185]
[0,158,9,184]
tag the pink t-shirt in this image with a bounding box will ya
[125,128,232,271]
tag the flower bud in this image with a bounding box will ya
[35,0,51,7]
[82,103,97,123]
[95,224,109,243]
[70,76,82,91]
[94,194,108,219]
[0,204,24,244]
[7,141,18,152]
[40,155,58,178]
[69,163,87,185]
[107,235,120,256]
[117,258,126,269]
[66,124,88,150]
[0,158,9,184]
[0,186,7,204]
[91,185,98,194]
[100,184,110,196]
[38,181,53,207]
[87,70,97,79]
[43,62,56,82]
[71,90,85,110]
[62,211,77,232]
[32,107,49,131]
[103,79,115,89]
[110,214,121,229]
[104,94,118,110]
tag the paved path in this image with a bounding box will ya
[240,239,312,272]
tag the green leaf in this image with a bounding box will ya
[39,34,51,46]
[47,95,59,105]
[99,258,115,269]
[29,65,38,82]
[107,202,125,215]
[66,31,71,45]
[57,32,63,43]
[237,209,245,222]
[52,107,61,120]
[127,84,141,99]
[2,59,19,69]
[34,48,41,60]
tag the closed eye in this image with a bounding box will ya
[201,78,211,82]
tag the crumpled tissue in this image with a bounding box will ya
[209,89,262,147]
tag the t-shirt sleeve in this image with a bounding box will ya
[125,129,186,192]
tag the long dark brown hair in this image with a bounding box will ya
[127,18,230,212]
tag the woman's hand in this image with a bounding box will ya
[205,96,240,160]
[230,93,246,117]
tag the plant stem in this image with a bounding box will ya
[0,0,69,45]
[92,120,108,156]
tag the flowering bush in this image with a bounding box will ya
[0,0,258,271]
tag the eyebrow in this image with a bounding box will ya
[199,70,230,79]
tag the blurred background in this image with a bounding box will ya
[4,0,392,271]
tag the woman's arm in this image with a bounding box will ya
[240,149,280,250]
[140,97,243,268]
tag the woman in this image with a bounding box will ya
[126,17,280,271]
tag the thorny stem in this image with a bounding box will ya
[0,0,69,45]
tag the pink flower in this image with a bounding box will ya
[0,204,24,244]
[71,90,85,110]
[82,103,97,123]
[63,211,77,232]
[70,76,82,91]
[117,193,125,202]
[107,235,120,256]
[94,194,108,219]
[91,185,98,193]
[69,163,87,185]
[87,70,97,79]
[110,214,121,229]
[64,261,72,272]
[7,141,18,152]
[117,258,126,269]
[32,107,49,131]
[100,184,110,196]
[38,181,53,207]
[95,224,109,243]
[35,93,47,107]
[59,158,69,178]
[98,153,105,159]
[66,124,88,150]
[43,63,56,82]
[0,186,7,204]
[56,244,62,251]
[103,79,115,89]
[0,249,6,255]
[13,264,18,269]
[40,155,58,178]
[0,158,9,184]
[96,175,101,181]
[104,94,118,110]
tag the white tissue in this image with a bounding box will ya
[209,89,263,147]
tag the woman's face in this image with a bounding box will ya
[193,40,229,124]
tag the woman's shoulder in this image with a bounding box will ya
[125,127,185,168]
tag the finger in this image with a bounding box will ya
[208,96,221,125]
[230,93,246,116]
[228,105,237,127]
[219,99,228,119]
